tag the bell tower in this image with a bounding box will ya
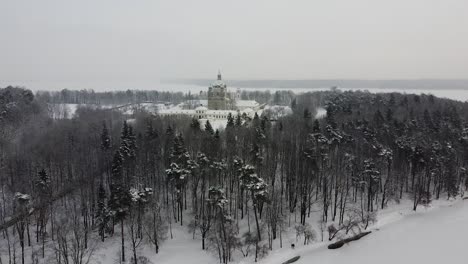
[208,71,228,110]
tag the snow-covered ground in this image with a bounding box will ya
[140,228,217,264]
[260,199,468,264]
[88,198,468,264]
[2,198,466,263]
[101,198,468,264]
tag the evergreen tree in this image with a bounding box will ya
[35,169,51,247]
[191,118,201,130]
[239,164,268,262]
[120,121,131,158]
[205,120,214,134]
[145,120,158,141]
[170,134,190,164]
[226,113,235,128]
[96,183,110,242]
[101,121,111,151]
[35,169,51,196]
[235,114,242,127]
[252,112,260,128]
[109,149,131,262]
[167,134,191,225]
[166,125,174,136]
[125,124,137,160]
[312,119,321,133]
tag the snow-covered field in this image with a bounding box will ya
[1,191,465,263]
[86,198,468,264]
[260,199,467,264]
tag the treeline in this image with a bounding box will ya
[35,89,189,105]
[35,88,295,106]
[1,86,467,264]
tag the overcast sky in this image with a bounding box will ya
[1,0,468,90]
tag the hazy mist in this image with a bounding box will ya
[1,0,468,90]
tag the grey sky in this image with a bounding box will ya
[1,0,468,90]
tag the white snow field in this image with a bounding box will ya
[260,199,468,264]
[88,199,468,264]
[2,198,465,263]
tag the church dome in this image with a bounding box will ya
[211,70,226,88]
[211,80,226,88]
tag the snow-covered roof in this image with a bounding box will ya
[206,110,238,115]
[236,100,259,107]
[211,80,226,88]
[158,108,239,115]
[195,106,208,111]
[158,109,196,115]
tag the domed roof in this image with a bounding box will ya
[210,70,226,88]
[211,80,226,88]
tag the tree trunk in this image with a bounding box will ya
[121,218,125,262]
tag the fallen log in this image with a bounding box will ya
[328,231,372,249]
[282,256,300,264]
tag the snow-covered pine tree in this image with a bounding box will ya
[205,120,214,134]
[35,169,51,246]
[226,113,235,128]
[109,149,131,262]
[167,133,191,225]
[239,164,269,261]
[191,117,201,130]
[96,183,110,242]
[145,119,158,141]
[235,114,242,127]
[206,186,237,263]
[101,121,111,151]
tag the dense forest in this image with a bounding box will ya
[1,86,468,264]
[35,88,292,106]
